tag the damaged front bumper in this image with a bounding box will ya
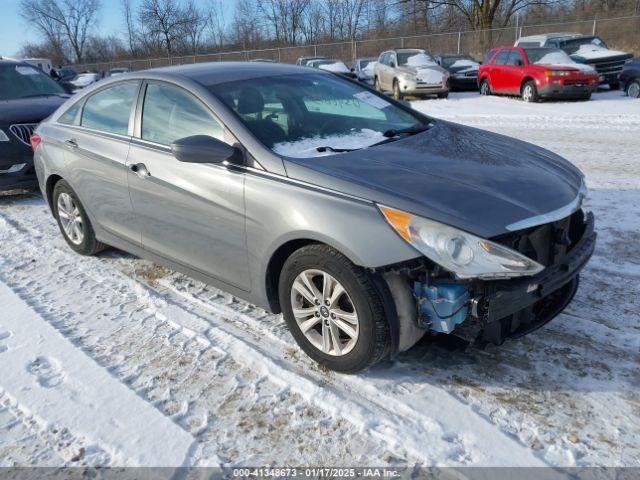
[413,211,596,346]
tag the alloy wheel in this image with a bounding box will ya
[480,80,490,95]
[628,81,640,99]
[57,192,84,245]
[290,269,359,356]
[522,85,534,102]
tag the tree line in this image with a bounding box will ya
[19,0,640,66]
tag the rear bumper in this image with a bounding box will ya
[460,212,596,344]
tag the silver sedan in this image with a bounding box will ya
[33,62,594,372]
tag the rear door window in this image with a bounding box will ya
[141,82,224,146]
[81,82,138,135]
[492,50,511,65]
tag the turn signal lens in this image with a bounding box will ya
[30,133,42,152]
[378,205,412,242]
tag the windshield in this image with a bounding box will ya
[0,64,65,101]
[398,51,435,67]
[558,36,606,54]
[208,73,422,158]
[440,55,477,69]
[526,48,574,65]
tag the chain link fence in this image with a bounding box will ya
[70,14,640,72]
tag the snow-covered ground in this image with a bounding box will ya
[0,89,639,468]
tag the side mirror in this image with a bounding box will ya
[171,135,242,165]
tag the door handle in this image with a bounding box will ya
[129,163,151,178]
[65,138,78,149]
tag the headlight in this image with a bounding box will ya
[0,129,9,142]
[378,205,544,279]
[546,70,571,77]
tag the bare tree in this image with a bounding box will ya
[205,0,228,48]
[122,0,138,56]
[138,0,191,55]
[182,0,208,53]
[20,0,102,63]
[260,0,311,45]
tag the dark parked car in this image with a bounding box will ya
[52,67,77,93]
[435,54,480,90]
[620,59,640,98]
[33,62,595,372]
[1,60,69,191]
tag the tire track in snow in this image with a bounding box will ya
[0,200,547,467]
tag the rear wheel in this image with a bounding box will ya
[521,81,539,103]
[279,244,390,373]
[392,79,403,100]
[479,79,491,96]
[53,180,105,255]
[627,79,640,98]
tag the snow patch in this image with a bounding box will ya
[273,128,385,158]
[318,62,349,73]
[573,44,629,60]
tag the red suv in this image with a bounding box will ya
[478,46,599,102]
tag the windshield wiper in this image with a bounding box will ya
[316,146,357,153]
[383,123,432,138]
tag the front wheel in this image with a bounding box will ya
[521,81,539,103]
[374,76,382,92]
[627,79,640,98]
[279,244,390,373]
[392,79,403,100]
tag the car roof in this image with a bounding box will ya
[143,61,318,85]
[517,32,582,42]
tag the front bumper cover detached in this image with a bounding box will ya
[460,212,596,345]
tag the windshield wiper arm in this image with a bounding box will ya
[383,123,432,138]
[316,146,357,153]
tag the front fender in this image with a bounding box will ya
[244,170,421,307]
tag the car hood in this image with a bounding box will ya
[0,95,69,125]
[283,121,584,238]
[397,64,446,76]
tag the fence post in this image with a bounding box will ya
[400,37,404,48]
[353,39,357,62]
[278,48,281,62]
[314,44,317,56]
[457,32,461,54]
[592,18,597,35]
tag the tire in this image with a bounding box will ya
[479,79,491,96]
[278,244,390,373]
[609,81,620,91]
[374,76,382,92]
[626,79,640,98]
[392,79,403,100]
[437,91,449,99]
[521,81,539,103]
[53,179,105,255]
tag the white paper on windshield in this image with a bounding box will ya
[353,91,389,109]
[15,66,38,75]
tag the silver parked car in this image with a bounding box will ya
[33,62,595,373]
[374,49,450,99]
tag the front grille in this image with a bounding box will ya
[464,72,478,77]
[587,58,626,76]
[9,123,38,146]
[564,79,589,86]
[492,209,586,267]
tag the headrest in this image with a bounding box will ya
[237,87,264,115]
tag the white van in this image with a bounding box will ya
[20,58,53,74]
